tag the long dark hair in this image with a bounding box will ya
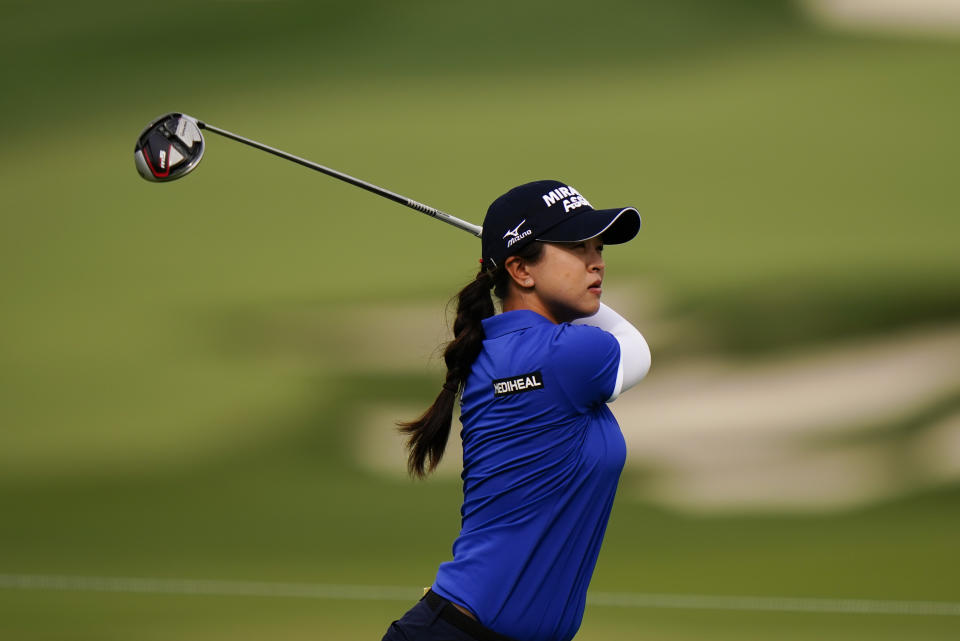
[399,242,544,478]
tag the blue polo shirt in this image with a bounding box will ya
[432,310,626,641]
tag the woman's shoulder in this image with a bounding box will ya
[548,321,618,358]
[542,323,621,408]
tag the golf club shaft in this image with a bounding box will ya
[197,121,482,238]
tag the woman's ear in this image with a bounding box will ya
[504,255,534,289]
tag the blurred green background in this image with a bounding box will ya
[2,1,960,639]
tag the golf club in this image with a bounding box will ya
[134,112,482,237]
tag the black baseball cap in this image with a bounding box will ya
[481,180,641,268]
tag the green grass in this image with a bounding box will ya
[2,373,959,638]
[2,593,959,641]
[1,436,958,638]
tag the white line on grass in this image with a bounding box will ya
[587,591,960,616]
[0,574,418,602]
[1,574,959,617]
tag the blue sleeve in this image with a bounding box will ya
[548,324,621,413]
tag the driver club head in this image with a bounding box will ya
[134,113,205,182]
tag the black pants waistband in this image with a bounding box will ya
[422,590,519,641]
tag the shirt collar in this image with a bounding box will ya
[481,309,555,339]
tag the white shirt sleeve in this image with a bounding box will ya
[572,303,650,402]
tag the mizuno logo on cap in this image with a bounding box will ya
[503,219,532,248]
[503,220,526,239]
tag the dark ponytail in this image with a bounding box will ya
[399,242,544,478]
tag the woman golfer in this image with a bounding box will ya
[382,180,651,641]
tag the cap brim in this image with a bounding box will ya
[536,207,641,245]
